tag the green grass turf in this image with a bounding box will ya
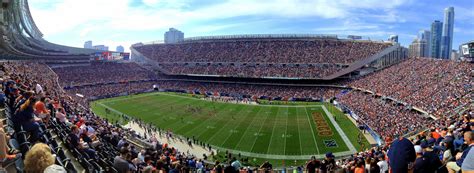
[91,92,367,166]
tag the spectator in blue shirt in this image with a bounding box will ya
[447,131,473,173]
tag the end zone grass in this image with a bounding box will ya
[91,92,368,166]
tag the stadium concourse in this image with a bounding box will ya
[0,55,471,172]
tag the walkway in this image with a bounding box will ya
[123,121,215,159]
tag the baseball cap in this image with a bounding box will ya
[326,152,335,158]
[420,140,433,148]
[414,145,422,153]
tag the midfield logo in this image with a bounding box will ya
[323,140,338,147]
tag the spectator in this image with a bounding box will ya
[260,161,273,173]
[306,156,321,173]
[387,136,416,173]
[24,143,66,173]
[321,152,336,172]
[12,96,42,142]
[231,157,242,171]
[413,145,428,173]
[68,125,97,159]
[447,131,473,173]
[34,97,51,125]
[377,154,388,173]
[461,147,474,173]
[354,159,365,173]
[114,147,131,173]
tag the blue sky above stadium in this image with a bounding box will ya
[30,0,473,52]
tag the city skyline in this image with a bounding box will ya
[30,0,473,52]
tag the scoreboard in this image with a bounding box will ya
[461,42,474,62]
[469,43,474,57]
[92,51,130,61]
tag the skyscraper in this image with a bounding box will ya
[418,30,431,57]
[84,41,93,49]
[93,45,108,51]
[116,45,124,53]
[430,20,443,58]
[409,39,429,57]
[164,28,184,44]
[441,7,454,59]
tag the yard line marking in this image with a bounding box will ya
[283,107,289,155]
[97,102,124,115]
[219,106,259,147]
[265,107,281,154]
[304,107,320,154]
[249,107,277,153]
[233,105,266,150]
[205,105,246,143]
[185,104,233,138]
[296,108,304,155]
[161,99,215,132]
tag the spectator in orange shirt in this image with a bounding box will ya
[431,128,441,140]
[34,97,50,126]
[354,159,365,173]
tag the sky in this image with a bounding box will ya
[29,0,473,52]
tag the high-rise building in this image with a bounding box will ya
[450,50,459,61]
[84,41,93,49]
[430,20,443,58]
[418,30,431,57]
[116,45,124,53]
[441,7,455,59]
[93,45,108,51]
[409,39,429,57]
[164,28,184,44]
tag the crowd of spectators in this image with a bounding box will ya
[160,64,343,79]
[0,61,221,172]
[349,57,472,118]
[303,105,473,173]
[134,39,389,78]
[135,39,390,64]
[52,62,158,87]
[337,91,433,138]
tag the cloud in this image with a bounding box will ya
[28,0,471,49]
[30,0,409,35]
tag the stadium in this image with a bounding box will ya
[0,0,472,173]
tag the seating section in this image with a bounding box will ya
[337,91,432,138]
[52,62,158,87]
[160,63,344,79]
[135,39,391,78]
[349,57,472,118]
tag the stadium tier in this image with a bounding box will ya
[133,38,398,79]
[52,62,159,87]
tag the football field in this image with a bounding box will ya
[91,92,365,161]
